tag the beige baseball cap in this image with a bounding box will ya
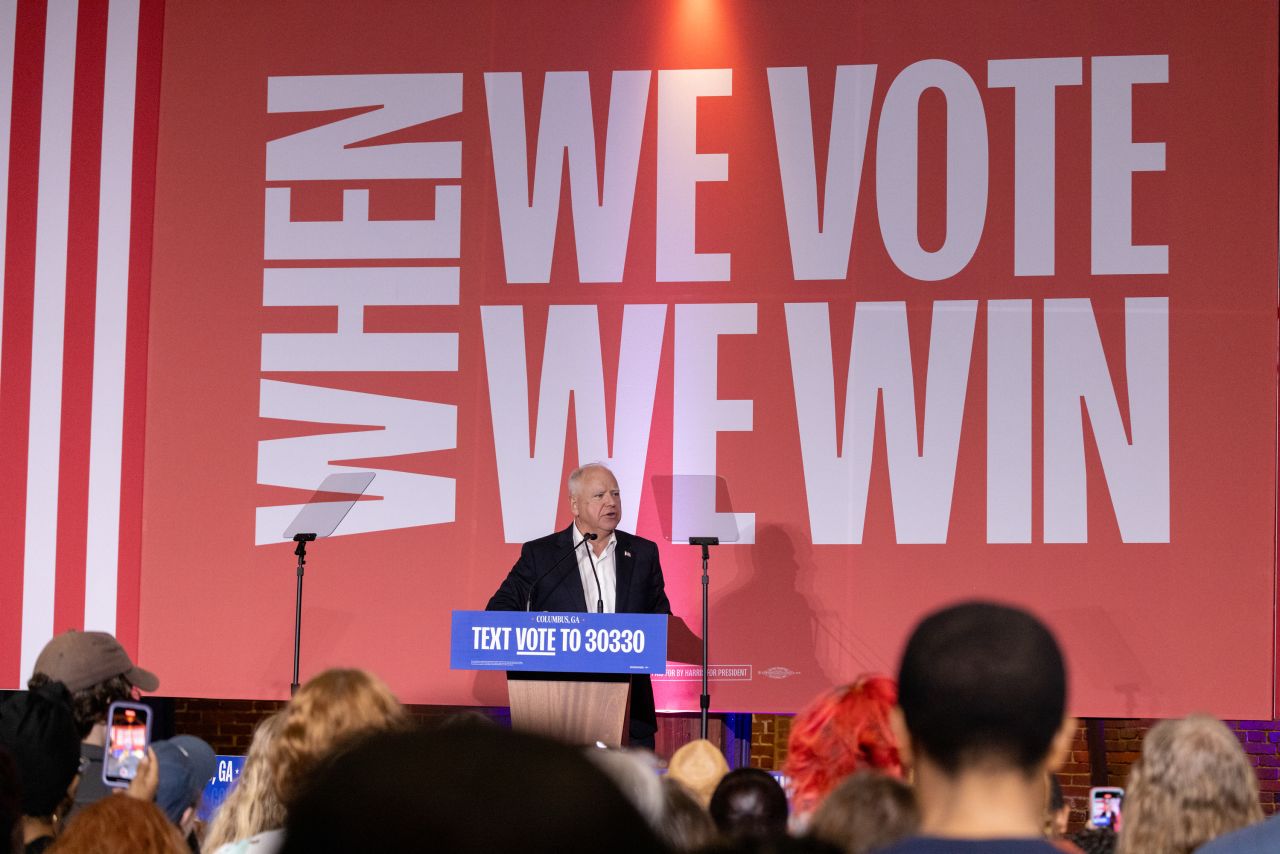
[31,630,159,693]
[667,738,730,808]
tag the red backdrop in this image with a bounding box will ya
[6,0,1277,719]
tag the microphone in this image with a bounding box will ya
[526,532,596,611]
[583,536,604,614]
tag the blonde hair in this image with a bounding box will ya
[202,712,287,851]
[268,668,406,806]
[1118,715,1262,854]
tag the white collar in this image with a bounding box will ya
[573,522,616,551]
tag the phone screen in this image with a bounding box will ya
[103,702,151,786]
[1089,787,1123,829]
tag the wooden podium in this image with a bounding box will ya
[451,610,667,748]
[507,675,630,747]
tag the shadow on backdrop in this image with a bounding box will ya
[707,524,835,703]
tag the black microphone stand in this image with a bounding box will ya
[290,533,316,696]
[583,539,604,613]
[689,536,719,740]
[528,533,596,610]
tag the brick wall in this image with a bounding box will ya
[1056,721,1095,828]
[173,699,726,761]
[1097,719,1280,815]
[1233,720,1280,811]
[747,714,1280,827]
[173,699,283,753]
[749,713,792,770]
[173,700,1280,822]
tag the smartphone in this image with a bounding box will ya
[102,701,152,788]
[1089,786,1123,830]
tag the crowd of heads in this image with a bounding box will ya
[1,602,1274,853]
[0,631,202,853]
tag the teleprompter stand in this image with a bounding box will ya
[290,533,316,695]
[688,536,719,740]
[279,472,375,696]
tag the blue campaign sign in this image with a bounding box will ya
[451,610,668,674]
[197,755,245,822]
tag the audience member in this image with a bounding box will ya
[702,835,843,854]
[24,613,1267,854]
[1117,715,1262,854]
[27,630,159,814]
[659,777,717,853]
[587,748,665,829]
[808,771,919,854]
[710,768,789,842]
[1071,829,1117,854]
[1047,774,1086,853]
[48,795,186,854]
[667,739,730,809]
[152,735,217,846]
[430,709,496,730]
[278,724,667,853]
[0,683,81,854]
[1194,813,1280,854]
[784,675,901,827]
[1047,775,1070,838]
[879,601,1075,854]
[202,714,284,852]
[209,669,405,854]
[2,748,23,854]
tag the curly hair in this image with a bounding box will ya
[784,675,902,820]
[267,668,407,807]
[27,672,132,739]
[1117,715,1262,854]
[203,712,287,851]
[48,795,186,854]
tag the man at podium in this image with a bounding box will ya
[487,463,671,748]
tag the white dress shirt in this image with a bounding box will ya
[574,524,617,613]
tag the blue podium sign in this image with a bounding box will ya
[450,610,668,674]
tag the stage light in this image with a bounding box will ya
[665,0,737,62]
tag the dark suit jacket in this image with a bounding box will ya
[486,525,671,738]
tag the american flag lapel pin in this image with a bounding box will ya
[624,550,631,558]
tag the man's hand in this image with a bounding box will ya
[125,747,159,801]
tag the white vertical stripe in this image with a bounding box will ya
[0,0,17,375]
[20,0,78,683]
[84,0,140,634]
